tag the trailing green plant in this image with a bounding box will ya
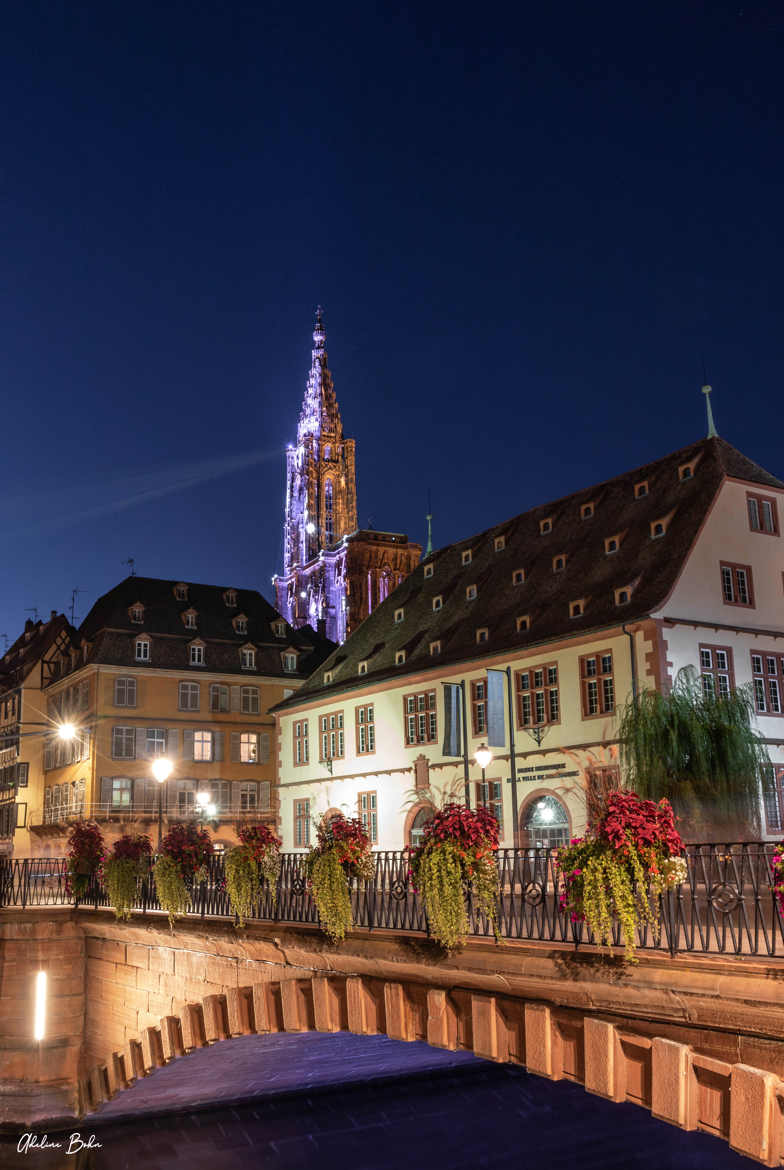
[558,791,686,962]
[303,813,374,942]
[237,823,282,905]
[153,854,190,928]
[224,846,259,928]
[153,821,213,927]
[409,802,501,950]
[619,671,768,839]
[65,820,105,901]
[103,833,152,921]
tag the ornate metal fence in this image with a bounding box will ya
[1,844,781,957]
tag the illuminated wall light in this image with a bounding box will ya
[33,970,47,1040]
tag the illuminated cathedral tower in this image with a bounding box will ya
[274,309,421,644]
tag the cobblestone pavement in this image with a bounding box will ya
[0,1033,754,1170]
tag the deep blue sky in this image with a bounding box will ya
[1,1,781,640]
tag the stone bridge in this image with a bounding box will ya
[2,909,784,1165]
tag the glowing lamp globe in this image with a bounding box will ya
[57,723,76,741]
[196,790,210,808]
[151,758,173,784]
[475,744,493,770]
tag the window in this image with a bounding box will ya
[409,807,431,848]
[208,779,230,811]
[429,640,441,656]
[320,711,345,760]
[476,628,488,644]
[476,779,503,834]
[605,536,620,555]
[581,503,594,520]
[650,519,666,539]
[751,652,784,715]
[358,661,368,675]
[241,686,260,714]
[146,728,166,756]
[193,730,213,762]
[130,606,144,624]
[323,671,333,685]
[424,563,434,579]
[235,615,248,635]
[523,795,569,849]
[516,664,559,728]
[494,535,506,552]
[358,791,378,843]
[283,653,298,672]
[241,647,256,670]
[513,569,525,585]
[570,600,584,618]
[179,681,200,710]
[272,620,286,637]
[184,611,197,629]
[135,639,150,662]
[678,463,694,481]
[466,585,477,600]
[553,555,566,572]
[471,680,487,735]
[294,798,310,847]
[111,777,132,810]
[180,788,197,816]
[174,583,188,601]
[190,644,205,665]
[580,652,615,717]
[539,518,552,534]
[747,492,779,536]
[699,645,734,699]
[324,480,334,544]
[356,705,375,754]
[720,562,754,608]
[432,595,443,611]
[516,615,530,632]
[293,720,309,765]
[615,588,631,606]
[209,684,229,712]
[114,677,137,707]
[634,481,649,499]
[462,549,473,565]
[395,650,406,665]
[404,690,437,745]
[224,589,237,607]
[239,781,257,811]
[762,766,784,832]
[112,727,136,760]
[394,608,404,624]
[240,732,258,763]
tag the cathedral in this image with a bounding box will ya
[273,310,421,644]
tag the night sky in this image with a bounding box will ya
[1,2,781,642]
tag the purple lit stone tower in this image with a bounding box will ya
[274,309,420,644]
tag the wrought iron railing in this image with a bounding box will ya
[1,844,782,958]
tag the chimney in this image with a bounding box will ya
[24,619,34,633]
[50,610,57,621]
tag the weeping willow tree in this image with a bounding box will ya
[618,669,769,841]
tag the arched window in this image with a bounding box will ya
[409,807,431,848]
[325,481,334,545]
[522,794,569,849]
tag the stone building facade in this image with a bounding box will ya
[274,309,421,643]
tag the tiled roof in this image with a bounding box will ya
[274,436,782,709]
[0,615,72,692]
[74,577,334,679]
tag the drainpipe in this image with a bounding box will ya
[622,624,638,700]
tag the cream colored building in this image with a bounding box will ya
[273,435,784,850]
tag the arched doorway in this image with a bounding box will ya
[521,793,570,849]
[406,806,432,848]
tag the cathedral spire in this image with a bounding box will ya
[298,305,342,442]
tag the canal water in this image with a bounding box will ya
[0,1033,754,1170]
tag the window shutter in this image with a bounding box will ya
[168,729,179,758]
[130,777,143,812]
[100,776,113,809]
[135,728,146,760]
[231,686,241,712]
[231,732,241,764]
[259,733,270,763]
[129,677,138,706]
[214,731,224,762]
[183,729,195,762]
[231,781,243,810]
[259,780,271,810]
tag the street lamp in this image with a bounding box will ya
[152,757,173,850]
[57,723,77,741]
[475,744,493,815]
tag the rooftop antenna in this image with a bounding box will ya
[425,488,433,557]
[122,557,136,577]
[25,607,39,622]
[69,587,82,625]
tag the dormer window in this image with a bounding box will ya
[540,517,553,535]
[581,502,595,520]
[135,638,150,662]
[358,661,368,675]
[634,481,649,500]
[605,535,621,555]
[183,609,197,630]
[650,514,673,539]
[283,652,298,672]
[553,555,566,573]
[189,642,205,666]
[494,535,506,552]
[323,670,333,685]
[513,569,525,586]
[433,595,443,611]
[424,563,434,579]
[174,583,188,601]
[224,589,238,607]
[615,587,632,606]
[461,549,473,566]
[130,604,144,624]
[429,640,441,656]
[516,615,530,632]
[678,455,701,482]
[394,608,404,624]
[234,614,248,635]
[272,620,286,638]
[395,650,406,665]
[570,600,585,618]
[241,646,256,670]
[476,627,488,644]
[466,585,477,601]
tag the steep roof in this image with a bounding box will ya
[0,614,73,692]
[275,436,782,709]
[75,576,334,680]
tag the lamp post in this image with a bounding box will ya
[195,789,212,831]
[474,743,493,808]
[151,757,173,851]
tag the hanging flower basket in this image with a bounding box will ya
[153,822,213,928]
[103,833,153,921]
[224,824,282,928]
[304,813,374,942]
[557,791,685,961]
[409,802,501,950]
[65,821,105,902]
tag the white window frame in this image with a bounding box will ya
[241,686,260,714]
[193,730,213,762]
[190,644,205,666]
[179,681,200,710]
[135,639,150,662]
